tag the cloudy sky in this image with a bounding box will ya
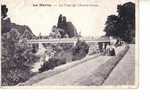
[1,0,136,37]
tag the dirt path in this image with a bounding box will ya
[103,45,135,85]
[33,56,111,86]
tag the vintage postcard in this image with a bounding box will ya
[0,0,138,88]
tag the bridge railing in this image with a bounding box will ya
[27,38,110,44]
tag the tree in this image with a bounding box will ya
[61,16,67,32]
[72,40,89,60]
[1,5,8,18]
[117,2,135,43]
[104,2,135,43]
[57,14,63,28]
[56,14,78,38]
[66,22,78,38]
[1,5,38,86]
[2,29,28,85]
[1,5,12,33]
[117,2,135,29]
[104,15,119,37]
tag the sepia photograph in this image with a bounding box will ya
[1,0,138,87]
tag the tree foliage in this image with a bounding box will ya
[72,40,89,61]
[57,14,78,38]
[1,5,38,86]
[1,29,37,85]
[104,2,135,43]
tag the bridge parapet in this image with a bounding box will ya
[27,38,110,44]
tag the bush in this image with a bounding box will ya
[2,66,31,86]
[72,40,89,61]
[1,30,38,86]
[39,58,66,73]
[1,28,38,86]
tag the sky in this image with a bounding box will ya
[1,0,136,37]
